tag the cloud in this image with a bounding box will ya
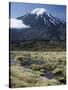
[10,18,30,29]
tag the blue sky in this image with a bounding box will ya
[9,2,66,21]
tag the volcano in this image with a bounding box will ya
[10,8,66,50]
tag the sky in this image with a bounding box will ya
[9,2,66,21]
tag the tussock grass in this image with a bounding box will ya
[10,51,66,87]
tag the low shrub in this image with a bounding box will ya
[30,64,43,71]
[15,56,33,66]
[15,56,24,64]
[43,63,52,70]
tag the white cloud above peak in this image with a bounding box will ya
[10,18,30,29]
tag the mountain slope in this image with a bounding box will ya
[10,8,66,41]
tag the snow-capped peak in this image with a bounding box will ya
[31,8,47,16]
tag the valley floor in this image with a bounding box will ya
[10,40,66,51]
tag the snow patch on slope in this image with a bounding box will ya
[49,19,56,25]
[44,18,46,24]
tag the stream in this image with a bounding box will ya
[10,58,54,79]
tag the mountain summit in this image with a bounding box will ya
[10,8,66,41]
[31,8,47,16]
[17,8,65,27]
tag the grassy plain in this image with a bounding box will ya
[9,51,66,88]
